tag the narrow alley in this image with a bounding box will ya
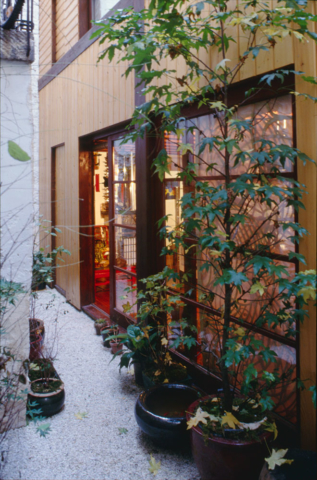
[1,289,200,480]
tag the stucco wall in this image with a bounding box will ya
[0,2,39,430]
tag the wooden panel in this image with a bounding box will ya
[55,0,79,61]
[39,29,135,309]
[54,144,68,293]
[39,0,53,75]
[294,2,317,451]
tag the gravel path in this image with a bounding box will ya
[1,289,200,480]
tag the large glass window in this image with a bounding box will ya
[164,95,297,422]
[91,0,119,21]
[112,139,137,320]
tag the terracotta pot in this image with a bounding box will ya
[94,322,108,335]
[102,327,117,347]
[187,397,272,480]
[28,378,65,417]
[29,333,43,360]
[29,318,45,341]
[110,340,122,355]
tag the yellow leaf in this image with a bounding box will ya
[154,370,161,376]
[250,282,266,296]
[75,411,88,420]
[221,411,241,430]
[298,286,316,302]
[187,407,211,429]
[265,449,293,470]
[240,416,267,431]
[235,327,246,338]
[163,378,169,383]
[177,143,194,155]
[215,59,231,71]
[161,337,168,346]
[210,250,222,258]
[148,455,161,476]
[265,421,278,440]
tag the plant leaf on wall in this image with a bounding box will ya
[8,141,30,161]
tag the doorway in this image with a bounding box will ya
[89,135,137,324]
[93,140,110,314]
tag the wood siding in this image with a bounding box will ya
[55,0,79,61]
[39,41,134,308]
[39,0,79,77]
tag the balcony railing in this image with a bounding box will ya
[1,0,34,57]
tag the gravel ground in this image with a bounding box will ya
[1,289,200,480]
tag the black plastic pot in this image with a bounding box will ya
[28,378,65,417]
[142,371,192,390]
[135,383,201,448]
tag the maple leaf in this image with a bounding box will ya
[250,282,266,296]
[240,416,267,431]
[148,455,161,476]
[221,411,241,429]
[265,421,278,440]
[265,449,293,470]
[161,337,168,346]
[298,285,316,302]
[75,411,88,420]
[187,407,210,429]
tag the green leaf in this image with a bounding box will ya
[36,423,51,437]
[309,385,316,408]
[118,427,128,435]
[250,282,266,296]
[8,141,30,161]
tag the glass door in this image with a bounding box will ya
[93,141,110,314]
[110,137,137,321]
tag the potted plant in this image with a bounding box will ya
[28,356,65,417]
[101,325,119,347]
[94,318,109,336]
[30,224,70,359]
[115,270,197,388]
[110,339,123,355]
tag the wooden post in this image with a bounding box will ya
[294,1,317,451]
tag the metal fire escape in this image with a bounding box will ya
[1,0,34,57]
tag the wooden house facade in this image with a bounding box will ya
[38,0,316,448]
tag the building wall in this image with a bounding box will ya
[38,0,317,447]
[0,18,39,427]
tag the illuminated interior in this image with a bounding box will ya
[93,143,110,314]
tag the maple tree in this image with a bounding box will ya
[95,0,317,424]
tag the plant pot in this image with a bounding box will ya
[135,384,202,448]
[28,358,59,382]
[94,321,108,336]
[29,318,45,341]
[133,362,144,386]
[110,340,123,355]
[186,397,272,480]
[142,369,192,390]
[28,378,65,417]
[29,333,43,360]
[102,327,117,347]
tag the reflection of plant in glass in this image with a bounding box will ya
[116,268,197,381]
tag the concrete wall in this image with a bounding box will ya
[0,2,39,430]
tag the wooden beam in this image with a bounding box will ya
[294,2,317,451]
